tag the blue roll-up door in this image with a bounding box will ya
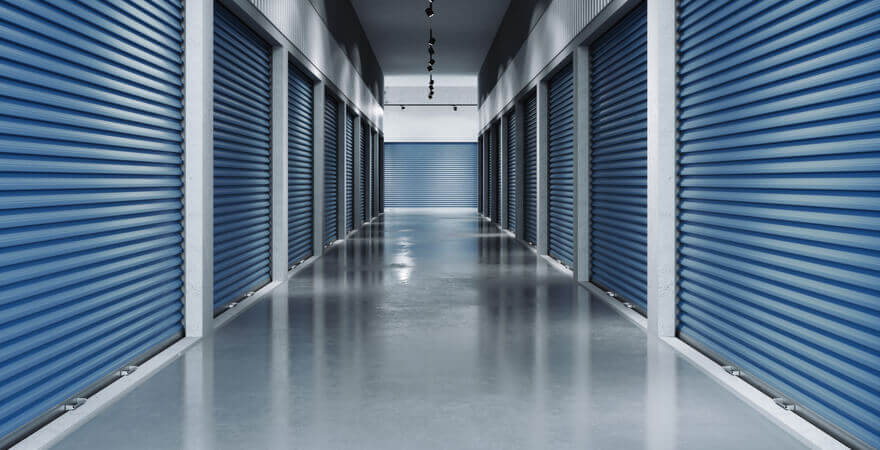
[288,64,313,266]
[589,3,647,311]
[488,126,495,222]
[547,63,575,266]
[324,94,339,245]
[478,135,483,214]
[360,120,369,223]
[385,143,477,207]
[506,112,517,232]
[677,1,880,447]
[0,0,185,442]
[213,3,272,310]
[524,92,538,245]
[345,113,354,233]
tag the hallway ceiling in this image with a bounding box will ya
[349,0,511,78]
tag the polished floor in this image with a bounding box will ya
[54,211,805,449]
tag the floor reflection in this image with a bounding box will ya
[54,211,805,450]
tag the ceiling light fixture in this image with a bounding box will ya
[428,30,436,47]
[427,65,433,72]
[429,57,436,65]
[453,105,458,111]
[425,3,434,18]
[401,105,405,110]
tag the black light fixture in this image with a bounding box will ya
[428,46,435,55]
[401,105,406,110]
[453,105,458,111]
[429,57,436,66]
[425,1,434,18]
[428,30,436,47]
[427,65,433,71]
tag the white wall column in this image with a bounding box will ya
[337,105,347,239]
[352,115,362,228]
[574,45,591,284]
[183,0,213,337]
[270,48,289,281]
[536,81,550,255]
[312,82,326,255]
[646,0,678,337]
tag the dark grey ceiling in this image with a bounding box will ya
[349,0,511,77]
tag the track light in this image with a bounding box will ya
[425,4,434,17]
[453,105,458,111]
[401,105,405,110]
[429,57,436,65]
[427,65,433,71]
[428,30,436,47]
[428,46,435,55]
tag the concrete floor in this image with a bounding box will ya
[53,211,805,449]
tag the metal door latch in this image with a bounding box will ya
[116,365,139,377]
[722,365,742,377]
[773,397,797,411]
[59,398,87,412]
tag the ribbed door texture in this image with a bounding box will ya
[488,129,494,221]
[492,124,501,223]
[677,1,880,447]
[287,65,313,266]
[323,95,339,244]
[506,112,517,232]
[213,4,272,310]
[345,113,354,233]
[589,3,647,311]
[524,92,538,245]
[478,135,483,214]
[547,63,575,266]
[360,120,369,223]
[385,143,478,207]
[0,0,185,441]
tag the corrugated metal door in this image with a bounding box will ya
[506,112,517,232]
[360,120,368,223]
[478,135,483,214]
[488,128,495,221]
[493,124,501,223]
[287,64,313,265]
[589,3,647,311]
[345,113,354,233]
[524,92,538,245]
[547,63,575,266]
[213,4,272,310]
[0,0,185,441]
[385,143,477,207]
[323,94,338,245]
[677,1,880,447]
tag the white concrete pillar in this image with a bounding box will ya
[312,82,326,256]
[270,48,289,281]
[647,0,678,337]
[183,0,213,337]
[574,45,591,284]
[536,81,550,255]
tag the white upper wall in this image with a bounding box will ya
[478,0,616,128]
[383,78,478,142]
[243,0,384,128]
